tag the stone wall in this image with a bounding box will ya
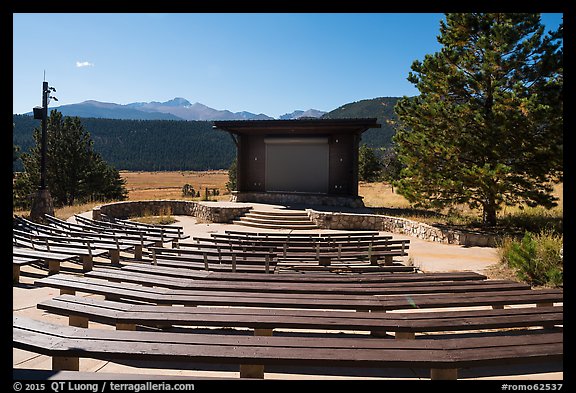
[231,191,365,209]
[306,209,498,247]
[92,200,497,247]
[92,200,251,224]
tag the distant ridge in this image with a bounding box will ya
[322,96,401,148]
[14,95,403,171]
[22,97,324,121]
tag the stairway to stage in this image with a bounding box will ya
[233,209,318,230]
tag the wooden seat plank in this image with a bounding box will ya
[35,275,563,312]
[38,294,563,336]
[120,264,486,283]
[85,267,529,294]
[13,315,563,380]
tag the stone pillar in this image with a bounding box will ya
[29,188,55,222]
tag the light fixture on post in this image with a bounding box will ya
[29,80,58,222]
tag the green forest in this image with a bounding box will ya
[13,115,236,171]
[13,97,398,172]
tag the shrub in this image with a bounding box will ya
[182,184,195,197]
[498,230,563,287]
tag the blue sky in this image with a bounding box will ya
[12,13,563,118]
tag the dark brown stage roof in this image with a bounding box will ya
[213,118,381,135]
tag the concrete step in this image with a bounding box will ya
[246,212,310,221]
[235,208,318,230]
[233,220,319,230]
[238,216,317,227]
[249,210,310,217]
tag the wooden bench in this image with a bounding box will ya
[13,247,80,275]
[119,263,488,283]
[223,229,381,240]
[149,246,277,273]
[38,294,563,340]
[35,274,563,312]
[13,229,133,265]
[13,255,41,284]
[85,267,530,295]
[13,236,109,272]
[202,235,410,266]
[14,216,156,259]
[109,216,188,243]
[74,214,189,246]
[45,214,167,247]
[282,241,410,266]
[13,315,563,380]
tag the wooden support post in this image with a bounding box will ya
[492,304,505,310]
[69,315,89,328]
[254,328,273,337]
[81,255,93,272]
[368,242,373,263]
[240,327,271,379]
[134,244,143,260]
[109,249,120,266]
[13,265,20,285]
[239,364,264,379]
[359,310,392,338]
[265,255,270,273]
[60,288,75,296]
[232,254,236,273]
[151,249,157,266]
[384,255,393,266]
[395,332,415,340]
[48,259,60,275]
[319,256,331,266]
[53,356,80,371]
[116,323,136,331]
[337,244,342,261]
[203,253,209,270]
[430,368,458,380]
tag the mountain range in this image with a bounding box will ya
[26,97,327,121]
[14,96,402,172]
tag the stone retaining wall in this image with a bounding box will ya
[92,200,251,224]
[307,209,498,247]
[232,191,365,209]
[92,200,497,247]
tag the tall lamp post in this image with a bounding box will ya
[29,81,57,222]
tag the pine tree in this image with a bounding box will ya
[16,110,127,207]
[393,13,563,226]
[358,144,382,182]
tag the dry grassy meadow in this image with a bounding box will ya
[31,169,561,226]
[120,171,413,206]
[120,170,230,201]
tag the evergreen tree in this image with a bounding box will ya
[393,13,563,226]
[15,110,127,208]
[380,146,403,191]
[358,144,382,182]
[226,157,237,193]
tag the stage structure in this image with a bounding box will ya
[213,118,381,208]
